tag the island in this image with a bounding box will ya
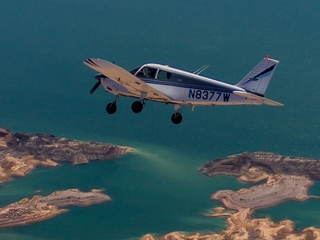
[142,152,320,240]
[0,189,111,229]
[0,127,131,229]
[0,127,131,184]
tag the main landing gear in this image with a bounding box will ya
[131,100,145,113]
[171,104,183,124]
[132,92,147,113]
[106,96,146,115]
[106,96,119,114]
[105,97,183,124]
[171,112,182,124]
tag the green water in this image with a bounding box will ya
[1,0,320,239]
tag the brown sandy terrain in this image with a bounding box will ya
[0,127,131,184]
[0,189,110,229]
[199,152,320,181]
[142,209,320,240]
[212,174,317,211]
[142,152,320,240]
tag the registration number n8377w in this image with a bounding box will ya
[188,89,230,102]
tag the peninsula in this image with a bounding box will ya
[0,127,131,184]
[0,189,111,229]
[142,152,320,240]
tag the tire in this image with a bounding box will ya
[106,103,117,114]
[171,113,183,124]
[131,101,143,113]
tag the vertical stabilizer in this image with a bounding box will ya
[236,56,279,96]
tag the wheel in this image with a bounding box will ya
[131,101,144,113]
[171,112,183,124]
[106,102,117,114]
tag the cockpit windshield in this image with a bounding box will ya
[129,66,142,75]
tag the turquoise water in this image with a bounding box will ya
[1,0,320,239]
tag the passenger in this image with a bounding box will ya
[148,68,157,79]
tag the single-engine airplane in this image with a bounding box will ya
[84,55,283,124]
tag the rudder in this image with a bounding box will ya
[236,56,279,96]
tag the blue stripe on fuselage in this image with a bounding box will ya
[141,78,234,93]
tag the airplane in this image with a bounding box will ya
[84,55,283,124]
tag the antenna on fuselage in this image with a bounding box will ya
[193,65,209,75]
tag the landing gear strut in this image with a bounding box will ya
[171,104,182,124]
[131,100,145,113]
[106,96,119,114]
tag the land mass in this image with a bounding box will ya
[199,151,320,182]
[0,189,110,229]
[142,152,320,240]
[0,127,131,184]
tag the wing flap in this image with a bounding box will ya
[84,58,171,101]
[233,91,284,106]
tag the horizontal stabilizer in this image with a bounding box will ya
[233,91,284,106]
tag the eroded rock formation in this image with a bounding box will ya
[199,152,320,182]
[0,189,110,229]
[0,127,131,183]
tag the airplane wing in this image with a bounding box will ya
[233,91,284,106]
[84,58,172,102]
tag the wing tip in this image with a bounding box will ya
[83,58,99,67]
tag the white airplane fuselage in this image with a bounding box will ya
[84,57,282,124]
[98,62,263,106]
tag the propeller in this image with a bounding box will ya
[90,74,103,94]
[90,80,101,94]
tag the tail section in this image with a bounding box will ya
[236,56,279,96]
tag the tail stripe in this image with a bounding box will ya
[236,57,279,96]
[242,64,276,85]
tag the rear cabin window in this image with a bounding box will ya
[156,70,172,81]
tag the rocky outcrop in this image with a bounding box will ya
[0,128,131,183]
[212,174,317,211]
[199,152,320,182]
[0,189,110,229]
